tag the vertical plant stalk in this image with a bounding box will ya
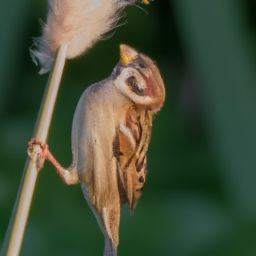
[1,43,68,256]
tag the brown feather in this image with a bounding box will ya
[113,107,153,212]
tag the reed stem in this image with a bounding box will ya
[1,43,68,256]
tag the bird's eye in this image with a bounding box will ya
[137,60,147,69]
[126,76,144,96]
[139,62,147,69]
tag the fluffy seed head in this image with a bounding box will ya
[31,0,137,74]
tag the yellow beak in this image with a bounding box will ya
[119,44,138,65]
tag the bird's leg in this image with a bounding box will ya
[27,139,79,185]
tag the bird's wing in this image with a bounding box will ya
[114,107,153,212]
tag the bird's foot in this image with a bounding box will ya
[27,138,49,171]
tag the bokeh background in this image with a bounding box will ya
[1,0,256,255]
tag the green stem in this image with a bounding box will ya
[1,43,68,256]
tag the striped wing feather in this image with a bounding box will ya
[114,107,153,212]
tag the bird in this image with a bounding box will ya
[28,44,165,256]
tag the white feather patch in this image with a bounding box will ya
[31,0,136,74]
[119,123,136,149]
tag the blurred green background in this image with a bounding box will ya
[1,0,256,255]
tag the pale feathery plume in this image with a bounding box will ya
[31,0,137,74]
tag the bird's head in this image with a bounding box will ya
[113,44,165,112]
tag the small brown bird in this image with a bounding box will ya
[28,44,165,256]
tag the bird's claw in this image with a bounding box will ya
[27,138,48,171]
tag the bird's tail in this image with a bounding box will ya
[104,236,117,256]
[102,206,120,256]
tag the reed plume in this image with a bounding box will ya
[32,0,136,74]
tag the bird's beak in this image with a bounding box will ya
[119,44,138,65]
